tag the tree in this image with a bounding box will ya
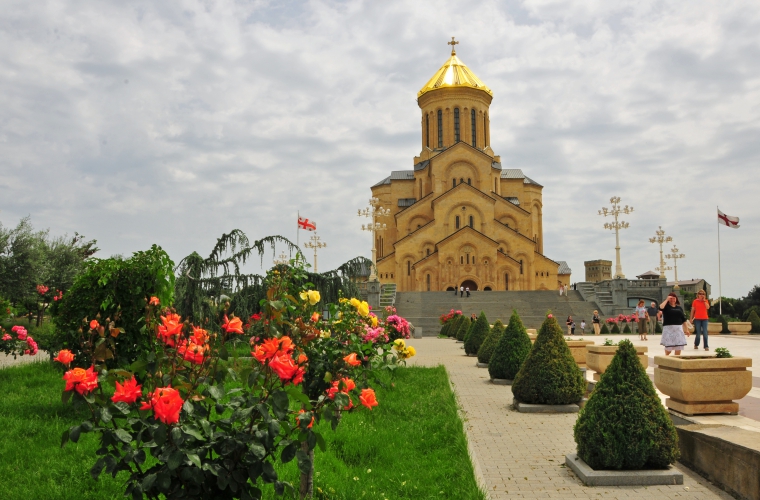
[574,340,679,469]
[511,315,585,405]
[0,217,46,308]
[488,310,531,380]
[464,312,489,356]
[477,319,504,364]
[747,310,760,334]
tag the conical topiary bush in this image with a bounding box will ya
[455,317,471,341]
[477,319,505,364]
[511,315,585,405]
[611,323,620,334]
[622,322,631,333]
[574,339,679,469]
[449,315,463,337]
[440,320,452,337]
[747,310,760,333]
[488,310,531,380]
[465,312,489,356]
[600,323,610,334]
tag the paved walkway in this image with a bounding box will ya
[408,337,734,500]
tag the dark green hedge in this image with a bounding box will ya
[611,323,620,334]
[477,319,504,364]
[600,323,610,334]
[511,315,585,405]
[574,339,679,469]
[455,317,471,341]
[464,312,489,356]
[439,320,451,337]
[748,310,760,333]
[488,310,531,380]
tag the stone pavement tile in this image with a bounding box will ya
[408,337,734,500]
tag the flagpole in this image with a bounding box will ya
[717,206,722,315]
[297,210,300,248]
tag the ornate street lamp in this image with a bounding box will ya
[598,196,633,279]
[273,251,290,266]
[665,246,686,290]
[649,226,673,279]
[358,197,390,281]
[303,234,326,273]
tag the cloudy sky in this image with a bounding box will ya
[1,0,758,298]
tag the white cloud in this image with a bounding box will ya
[0,0,758,297]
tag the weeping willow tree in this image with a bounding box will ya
[174,230,371,324]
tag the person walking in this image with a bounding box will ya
[592,310,601,335]
[459,286,464,298]
[690,290,710,351]
[465,286,471,298]
[580,319,586,334]
[646,301,659,335]
[566,315,573,336]
[635,299,649,340]
[454,286,458,296]
[660,292,689,355]
[570,320,576,335]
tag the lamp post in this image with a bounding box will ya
[598,196,633,279]
[273,252,290,266]
[358,197,390,281]
[303,234,326,273]
[665,246,686,290]
[649,226,673,279]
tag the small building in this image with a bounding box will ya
[636,270,661,281]
[584,260,612,282]
[667,279,711,297]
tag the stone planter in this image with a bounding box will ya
[728,322,751,335]
[528,333,537,343]
[653,355,752,415]
[707,322,723,334]
[566,340,595,367]
[527,329,537,334]
[586,345,648,382]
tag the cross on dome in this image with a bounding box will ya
[448,37,459,55]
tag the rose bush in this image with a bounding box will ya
[56,259,415,499]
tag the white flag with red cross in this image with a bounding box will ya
[297,216,316,231]
[717,209,740,229]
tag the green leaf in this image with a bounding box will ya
[115,428,133,443]
[61,390,73,405]
[153,425,167,446]
[69,425,81,443]
[156,472,171,491]
[130,359,148,373]
[99,407,113,424]
[280,442,298,463]
[249,442,266,460]
[90,458,106,480]
[209,385,225,401]
[296,450,312,475]
[168,449,184,470]
[183,426,205,441]
[219,345,229,361]
[271,390,288,411]
[187,453,201,468]
[60,429,69,448]
[141,473,157,491]
[268,420,281,439]
[269,300,284,310]
[315,432,326,452]
[171,426,184,445]
[182,400,194,415]
[261,462,277,483]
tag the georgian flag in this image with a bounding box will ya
[298,216,316,231]
[717,209,740,229]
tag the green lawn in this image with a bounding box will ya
[0,362,485,500]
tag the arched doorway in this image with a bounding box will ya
[460,279,478,291]
[445,286,456,291]
[483,286,492,291]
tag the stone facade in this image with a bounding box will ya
[370,47,569,292]
[584,259,612,282]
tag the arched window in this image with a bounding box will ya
[471,109,477,147]
[505,274,509,290]
[520,259,524,274]
[460,177,464,184]
[407,260,411,276]
[426,274,431,291]
[454,108,460,142]
[437,110,443,148]
[484,114,489,146]
[452,178,456,189]
[460,256,464,264]
[426,248,430,256]
[455,216,460,229]
[425,114,430,148]
[467,178,471,185]
[469,215,473,228]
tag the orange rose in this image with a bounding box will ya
[191,326,209,344]
[141,386,183,425]
[278,336,295,354]
[149,296,160,306]
[111,376,142,404]
[310,312,320,323]
[252,338,280,363]
[343,353,361,367]
[157,313,183,347]
[89,319,99,330]
[269,353,298,381]
[359,388,378,410]
[222,315,244,334]
[53,349,75,366]
[340,377,356,392]
[63,366,99,396]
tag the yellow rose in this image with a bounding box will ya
[357,301,370,317]
[370,315,378,327]
[403,346,416,358]
[319,330,331,338]
[349,298,360,309]
[393,339,405,351]
[339,298,348,303]
[307,290,321,305]
[299,291,308,301]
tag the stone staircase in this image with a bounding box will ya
[379,283,396,309]
[395,290,601,337]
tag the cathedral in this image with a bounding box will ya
[371,40,571,292]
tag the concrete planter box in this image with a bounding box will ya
[566,340,595,367]
[654,355,752,415]
[526,329,537,334]
[728,322,751,335]
[528,333,536,343]
[565,454,683,486]
[707,322,723,334]
[514,399,580,413]
[586,344,648,381]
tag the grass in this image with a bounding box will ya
[0,362,484,500]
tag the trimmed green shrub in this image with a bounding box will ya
[455,317,471,341]
[465,312,489,356]
[655,322,662,333]
[489,311,531,380]
[720,315,730,333]
[574,339,679,470]
[622,323,631,333]
[748,310,760,334]
[477,319,504,364]
[600,323,610,334]
[611,323,620,334]
[512,315,585,405]
[451,316,464,337]
[439,320,451,337]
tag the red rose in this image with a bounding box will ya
[63,366,99,396]
[111,376,142,404]
[142,387,184,425]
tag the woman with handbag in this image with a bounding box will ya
[660,293,689,355]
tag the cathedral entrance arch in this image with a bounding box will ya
[460,279,478,291]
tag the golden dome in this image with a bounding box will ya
[417,45,492,98]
